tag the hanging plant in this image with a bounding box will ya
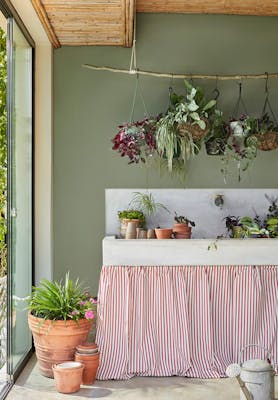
[221,115,258,182]
[220,83,260,182]
[205,108,228,156]
[156,80,218,173]
[112,117,157,164]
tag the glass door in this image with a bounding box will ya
[7,17,33,380]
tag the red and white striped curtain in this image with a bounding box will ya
[96,265,278,380]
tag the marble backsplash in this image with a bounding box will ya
[105,189,278,239]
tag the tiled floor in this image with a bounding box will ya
[5,355,278,400]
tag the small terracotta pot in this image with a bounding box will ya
[173,223,192,239]
[154,228,172,239]
[52,362,84,394]
[75,352,99,385]
[76,342,98,354]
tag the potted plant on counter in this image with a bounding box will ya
[130,191,170,237]
[28,273,96,378]
[118,209,145,238]
[264,194,278,237]
[173,212,195,239]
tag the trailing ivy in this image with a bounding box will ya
[0,28,7,277]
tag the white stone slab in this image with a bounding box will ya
[103,237,278,266]
[105,189,278,239]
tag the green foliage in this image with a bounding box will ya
[264,194,278,237]
[0,28,7,277]
[28,273,95,321]
[174,212,195,226]
[156,80,218,174]
[130,192,169,216]
[118,209,145,223]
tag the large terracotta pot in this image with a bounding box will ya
[52,362,84,393]
[28,313,92,378]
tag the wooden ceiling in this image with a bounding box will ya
[31,0,278,48]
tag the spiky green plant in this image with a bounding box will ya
[28,273,96,321]
[130,191,169,216]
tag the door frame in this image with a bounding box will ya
[0,0,35,389]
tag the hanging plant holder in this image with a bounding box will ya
[255,131,278,151]
[206,137,226,156]
[253,75,278,151]
[178,118,209,141]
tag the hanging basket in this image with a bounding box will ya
[254,131,278,151]
[178,119,209,141]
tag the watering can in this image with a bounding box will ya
[226,344,275,400]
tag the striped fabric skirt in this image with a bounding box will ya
[96,265,278,380]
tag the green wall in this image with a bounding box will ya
[54,14,278,293]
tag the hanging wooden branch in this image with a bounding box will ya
[82,64,278,81]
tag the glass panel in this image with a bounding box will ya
[7,18,32,376]
[0,13,7,392]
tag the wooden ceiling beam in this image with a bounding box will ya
[31,0,61,48]
[123,0,135,47]
[136,0,278,16]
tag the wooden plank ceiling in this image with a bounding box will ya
[31,0,278,48]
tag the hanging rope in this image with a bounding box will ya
[261,72,278,124]
[129,0,137,73]
[232,82,248,118]
[82,64,278,81]
[129,73,148,122]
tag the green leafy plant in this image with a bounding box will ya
[156,80,218,174]
[205,109,228,156]
[118,209,145,222]
[221,115,258,182]
[174,212,195,227]
[264,194,278,237]
[27,273,96,321]
[239,216,268,237]
[129,192,169,216]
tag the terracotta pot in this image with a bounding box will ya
[76,342,98,354]
[173,223,192,239]
[75,351,99,384]
[28,313,92,378]
[52,362,84,393]
[154,228,172,239]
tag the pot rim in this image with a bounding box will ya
[53,362,84,370]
